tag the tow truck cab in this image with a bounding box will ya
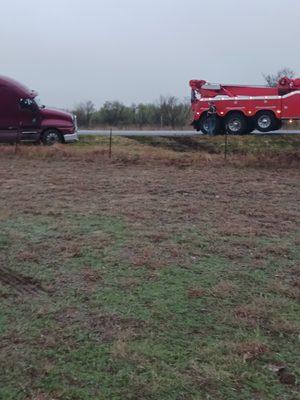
[0,76,78,145]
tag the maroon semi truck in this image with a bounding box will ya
[0,75,78,145]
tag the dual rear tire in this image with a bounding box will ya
[224,111,281,135]
[255,111,282,132]
[195,112,251,135]
[224,112,249,135]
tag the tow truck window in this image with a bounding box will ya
[191,89,197,103]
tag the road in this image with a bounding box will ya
[79,129,300,137]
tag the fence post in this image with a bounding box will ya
[14,130,20,154]
[109,128,112,158]
[224,129,229,160]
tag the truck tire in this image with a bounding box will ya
[198,113,222,135]
[225,112,248,135]
[255,111,277,132]
[273,119,282,131]
[41,129,63,145]
[193,120,202,132]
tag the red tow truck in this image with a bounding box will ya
[190,77,300,135]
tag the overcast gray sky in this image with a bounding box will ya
[1,0,299,108]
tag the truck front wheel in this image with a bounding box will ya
[41,129,63,145]
[197,113,222,135]
[224,112,247,135]
[255,111,277,132]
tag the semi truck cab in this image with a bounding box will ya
[0,76,78,145]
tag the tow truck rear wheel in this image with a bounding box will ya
[273,119,282,131]
[224,112,248,135]
[255,111,277,132]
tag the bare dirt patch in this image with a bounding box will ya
[0,266,47,295]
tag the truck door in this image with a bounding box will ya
[281,92,300,119]
[19,98,40,141]
[0,87,19,142]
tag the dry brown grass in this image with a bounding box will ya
[1,140,299,169]
[233,341,270,362]
[234,304,266,328]
[267,280,300,300]
[187,287,206,299]
[209,281,237,298]
[269,317,300,335]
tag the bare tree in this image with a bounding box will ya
[263,67,296,87]
[73,100,95,127]
[159,96,188,129]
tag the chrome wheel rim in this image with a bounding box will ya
[46,132,59,145]
[258,115,271,129]
[228,119,242,132]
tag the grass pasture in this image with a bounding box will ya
[0,135,299,399]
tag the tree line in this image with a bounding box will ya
[72,96,191,129]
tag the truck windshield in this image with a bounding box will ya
[19,98,38,110]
